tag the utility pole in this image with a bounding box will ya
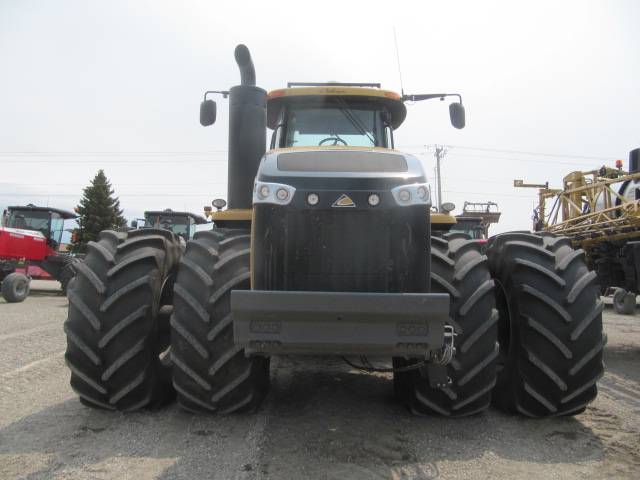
[434,146,447,212]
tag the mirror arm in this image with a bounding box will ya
[204,90,230,101]
[402,93,462,104]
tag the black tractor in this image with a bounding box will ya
[64,45,605,419]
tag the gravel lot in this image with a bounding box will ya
[0,281,638,479]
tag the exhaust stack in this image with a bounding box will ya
[227,45,267,210]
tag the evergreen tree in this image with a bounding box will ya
[70,170,127,254]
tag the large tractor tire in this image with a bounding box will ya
[485,232,606,417]
[64,228,183,411]
[395,233,498,416]
[60,257,81,295]
[171,229,270,414]
[2,272,30,303]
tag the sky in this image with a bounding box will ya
[1,0,639,236]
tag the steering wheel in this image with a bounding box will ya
[319,137,347,146]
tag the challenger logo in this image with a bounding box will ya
[332,194,356,207]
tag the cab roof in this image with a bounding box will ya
[266,84,407,131]
[144,210,208,225]
[8,204,77,220]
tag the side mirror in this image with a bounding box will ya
[200,99,217,126]
[449,102,465,129]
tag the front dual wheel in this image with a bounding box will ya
[170,229,270,414]
[64,229,183,410]
[394,233,499,417]
[484,232,606,417]
[395,232,606,418]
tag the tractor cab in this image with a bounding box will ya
[4,204,76,252]
[267,83,408,150]
[132,209,208,241]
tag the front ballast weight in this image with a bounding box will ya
[232,290,450,358]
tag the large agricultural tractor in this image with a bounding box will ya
[1,204,78,302]
[64,45,605,418]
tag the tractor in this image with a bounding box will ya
[64,45,605,418]
[1,204,78,302]
[130,208,208,244]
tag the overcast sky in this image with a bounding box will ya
[1,0,639,235]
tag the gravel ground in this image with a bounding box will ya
[0,285,638,479]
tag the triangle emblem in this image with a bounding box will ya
[332,194,356,207]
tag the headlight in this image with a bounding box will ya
[398,189,412,203]
[258,185,270,199]
[253,182,296,205]
[275,188,289,201]
[391,183,431,207]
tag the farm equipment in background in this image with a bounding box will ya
[515,148,640,314]
[0,204,78,302]
[450,216,487,242]
[130,208,208,244]
[448,202,501,242]
[64,44,605,419]
[460,201,501,238]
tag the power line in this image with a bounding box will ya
[0,145,621,162]
[442,190,538,198]
[0,158,226,164]
[0,193,227,198]
[413,151,610,168]
[399,144,616,162]
[0,151,227,156]
[0,182,227,187]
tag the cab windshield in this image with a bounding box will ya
[144,215,195,239]
[273,98,389,149]
[8,210,50,233]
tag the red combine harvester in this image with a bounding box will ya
[0,204,78,302]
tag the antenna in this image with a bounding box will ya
[393,28,405,97]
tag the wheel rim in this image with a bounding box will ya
[613,289,626,310]
[15,277,29,296]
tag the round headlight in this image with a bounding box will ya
[275,188,289,201]
[258,185,270,199]
[417,186,428,200]
[368,194,380,206]
[307,193,319,205]
[398,189,411,203]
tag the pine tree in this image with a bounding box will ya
[70,170,127,254]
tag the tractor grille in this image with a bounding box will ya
[281,209,390,292]
[252,205,429,294]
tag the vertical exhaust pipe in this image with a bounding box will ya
[227,45,267,210]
